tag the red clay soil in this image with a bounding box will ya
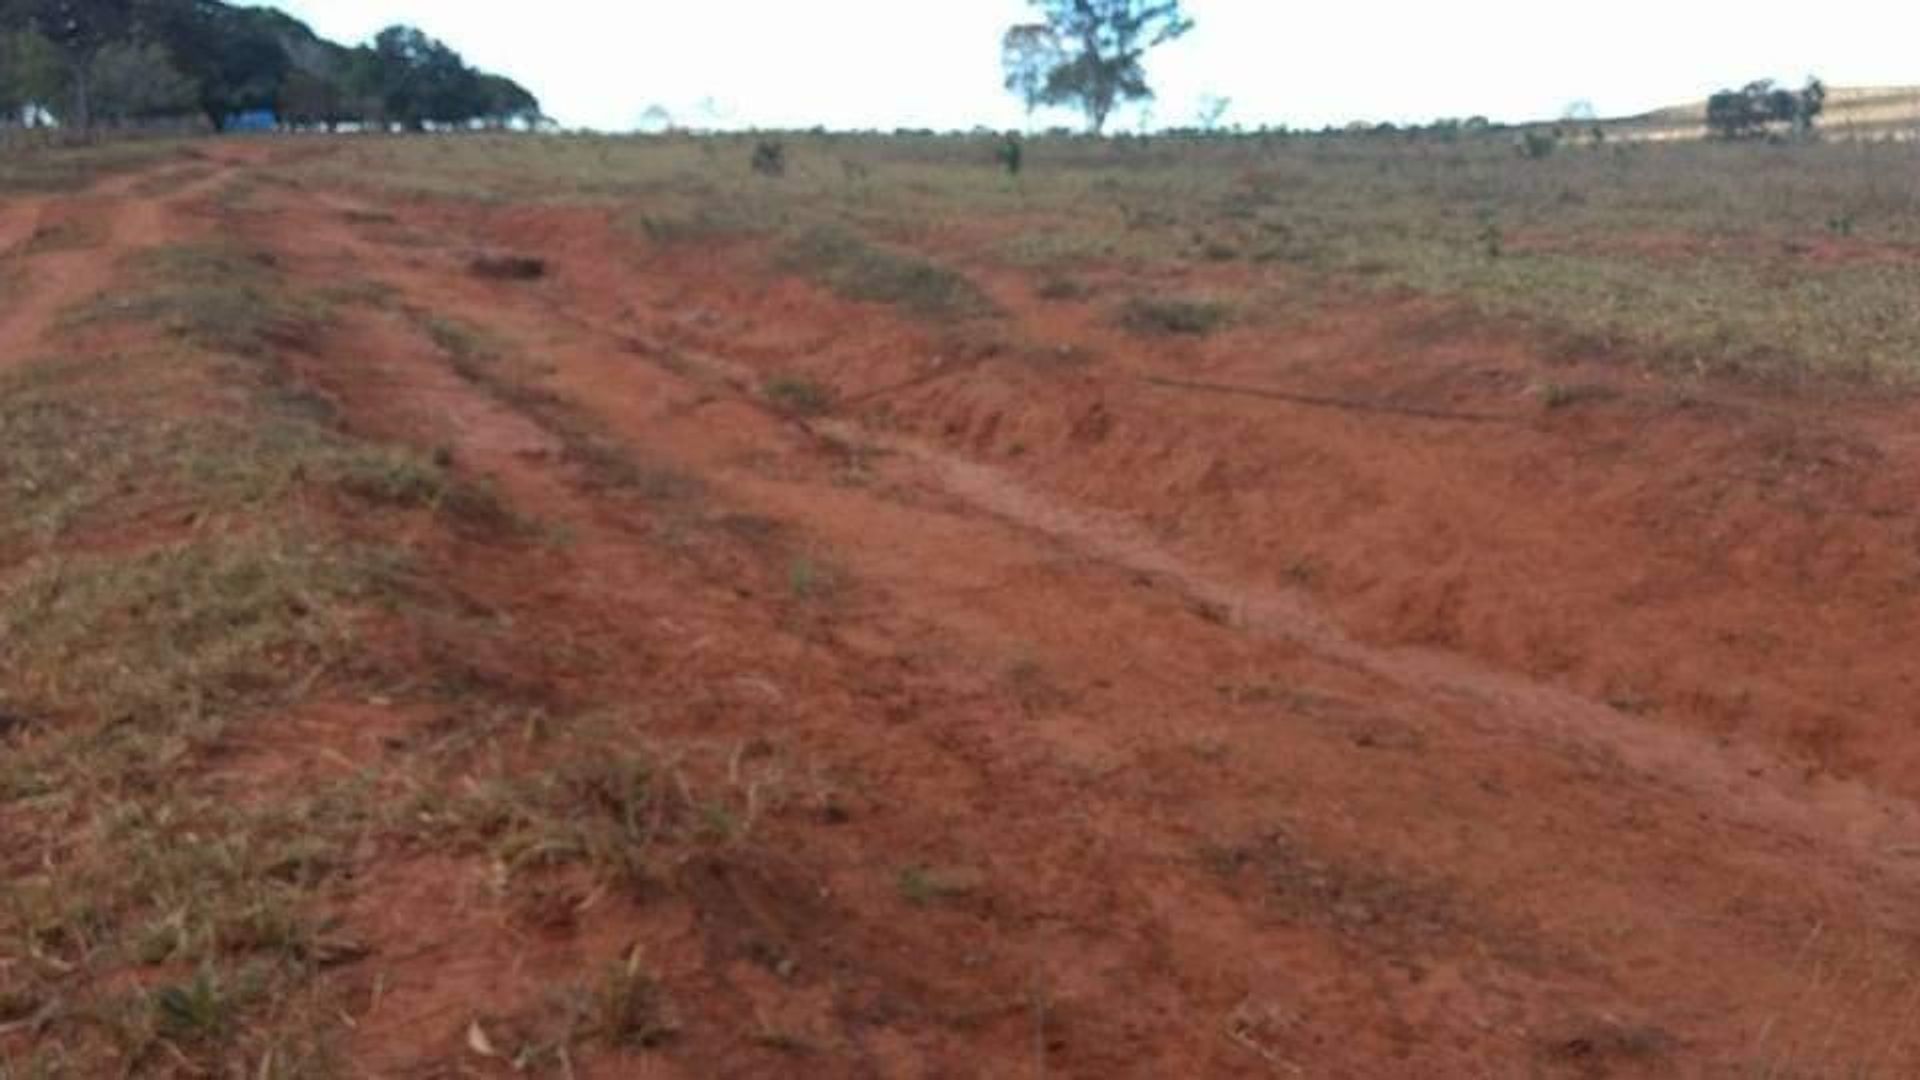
[0,154,248,370]
[15,146,1920,1076]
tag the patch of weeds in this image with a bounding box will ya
[1201,829,1462,948]
[0,139,188,195]
[1034,274,1093,302]
[335,444,521,532]
[763,375,835,417]
[1119,296,1232,336]
[751,139,787,178]
[749,1022,815,1054]
[418,313,505,373]
[151,966,254,1045]
[587,948,679,1049]
[314,278,398,310]
[1536,381,1620,410]
[474,753,664,890]
[895,865,982,908]
[0,530,392,726]
[417,720,794,913]
[0,780,378,1068]
[634,207,763,246]
[779,226,991,320]
[19,219,99,255]
[67,243,323,358]
[787,554,841,600]
[1214,680,1329,711]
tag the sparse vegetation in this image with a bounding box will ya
[0,231,430,1071]
[751,139,787,178]
[895,864,981,907]
[1120,295,1230,335]
[779,226,991,320]
[0,139,189,194]
[11,96,1920,1079]
[588,949,679,1049]
[1035,273,1092,301]
[763,374,835,417]
[289,129,1920,379]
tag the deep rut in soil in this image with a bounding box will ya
[218,165,1920,1078]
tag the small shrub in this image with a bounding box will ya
[468,253,546,281]
[763,376,834,417]
[751,140,786,178]
[1479,216,1504,259]
[1518,130,1558,159]
[1119,296,1231,336]
[997,136,1023,176]
[895,864,981,907]
[787,554,841,600]
[592,950,678,1048]
[1035,275,1092,302]
[152,967,252,1045]
[1537,382,1619,410]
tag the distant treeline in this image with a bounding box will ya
[0,0,541,134]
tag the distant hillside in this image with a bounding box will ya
[1601,85,1920,142]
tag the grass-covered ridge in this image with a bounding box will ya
[0,237,506,1074]
[295,132,1920,381]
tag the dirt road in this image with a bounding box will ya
[9,144,1920,1077]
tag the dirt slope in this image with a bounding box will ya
[8,144,1920,1077]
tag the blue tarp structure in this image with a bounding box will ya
[224,110,278,132]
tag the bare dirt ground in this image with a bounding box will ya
[7,142,1920,1077]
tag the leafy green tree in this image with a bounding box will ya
[2,0,138,131]
[1707,77,1826,140]
[1,1,536,133]
[1000,23,1063,124]
[1,30,67,124]
[476,73,541,128]
[88,40,196,123]
[1796,77,1826,135]
[141,1,293,128]
[369,25,478,129]
[1022,0,1193,134]
[279,67,342,129]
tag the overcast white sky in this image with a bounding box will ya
[270,1,1919,132]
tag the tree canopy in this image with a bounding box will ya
[1706,78,1825,140]
[1010,0,1194,134]
[1001,23,1064,122]
[0,0,542,133]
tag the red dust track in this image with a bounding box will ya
[0,152,250,370]
[87,147,1920,1076]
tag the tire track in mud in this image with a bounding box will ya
[838,422,1920,869]
[0,160,235,369]
[257,178,1920,1074]
[249,196,1357,1077]
[319,182,1920,859]
[368,219,1920,883]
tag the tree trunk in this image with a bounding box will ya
[71,61,92,138]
